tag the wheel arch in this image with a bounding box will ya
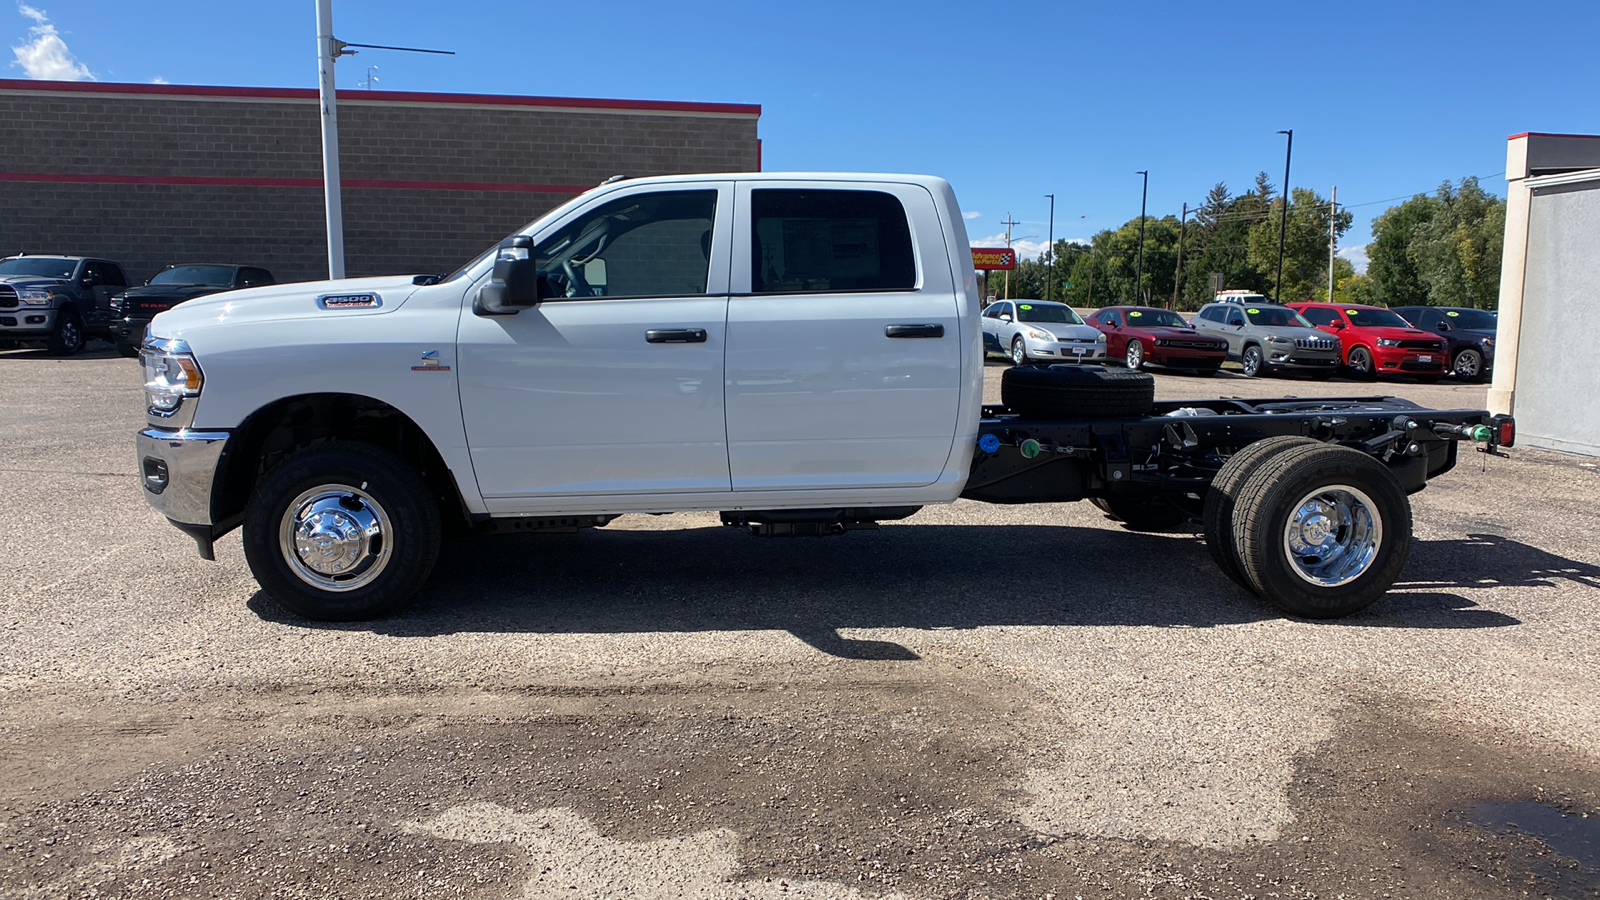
[212,392,469,534]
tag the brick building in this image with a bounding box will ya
[0,80,760,283]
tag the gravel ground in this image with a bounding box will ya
[2,345,1597,899]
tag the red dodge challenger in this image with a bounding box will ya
[1088,306,1230,374]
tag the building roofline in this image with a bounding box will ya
[1508,132,1600,141]
[0,78,760,117]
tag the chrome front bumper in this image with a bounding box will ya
[137,427,230,530]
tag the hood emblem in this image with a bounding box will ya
[317,291,382,309]
[411,349,450,373]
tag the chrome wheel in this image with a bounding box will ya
[1241,345,1262,377]
[1453,348,1483,380]
[1281,484,1382,588]
[278,484,394,592]
[1125,340,1144,370]
[1011,336,1027,365]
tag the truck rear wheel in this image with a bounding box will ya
[242,441,441,621]
[1001,364,1154,418]
[1202,436,1321,590]
[1229,442,1411,618]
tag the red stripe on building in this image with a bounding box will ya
[0,171,590,194]
[0,78,760,117]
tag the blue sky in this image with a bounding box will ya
[9,0,1598,270]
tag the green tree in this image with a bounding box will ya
[1179,177,1275,309]
[1413,177,1505,309]
[1246,187,1353,303]
[1366,192,1440,306]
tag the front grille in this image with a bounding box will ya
[0,286,16,310]
[1295,337,1337,351]
[1400,339,1443,350]
[1164,340,1224,350]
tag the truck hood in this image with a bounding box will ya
[149,274,424,338]
[1253,324,1335,341]
[0,275,69,289]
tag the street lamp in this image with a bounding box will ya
[1044,193,1055,303]
[1134,171,1148,304]
[1275,129,1293,302]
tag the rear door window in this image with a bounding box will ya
[750,189,916,294]
[1299,307,1340,328]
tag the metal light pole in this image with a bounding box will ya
[315,0,347,279]
[1134,171,1148,304]
[1274,129,1293,302]
[1327,185,1337,302]
[1044,194,1055,303]
[1171,201,1188,309]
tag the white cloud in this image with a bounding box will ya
[150,75,167,84]
[1337,243,1369,275]
[962,211,982,220]
[12,4,93,81]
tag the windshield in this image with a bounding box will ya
[1125,308,1188,328]
[1016,303,1083,325]
[1344,307,1412,329]
[1244,306,1314,328]
[151,265,236,286]
[0,257,75,279]
[1442,308,1497,330]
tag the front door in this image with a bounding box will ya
[723,181,964,491]
[457,184,734,504]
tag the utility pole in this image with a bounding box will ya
[1327,185,1337,302]
[1044,194,1055,303]
[315,0,349,279]
[1001,212,1019,300]
[1171,202,1188,309]
[1086,244,1095,307]
[1274,129,1293,302]
[1134,171,1148,303]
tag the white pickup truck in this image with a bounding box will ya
[136,173,1513,622]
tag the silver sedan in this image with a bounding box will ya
[981,299,1107,365]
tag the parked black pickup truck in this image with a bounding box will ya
[0,255,129,355]
[109,264,275,356]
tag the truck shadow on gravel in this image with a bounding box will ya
[245,522,1564,649]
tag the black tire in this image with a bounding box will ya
[1451,347,1484,382]
[1125,339,1145,370]
[1230,442,1411,618]
[243,441,441,621]
[1001,364,1155,418]
[1240,344,1267,378]
[1346,346,1376,381]
[45,308,85,356]
[1091,495,1193,532]
[1010,335,1030,366]
[1202,436,1322,591]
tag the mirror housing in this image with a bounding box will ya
[999,314,1013,322]
[473,235,541,316]
[1436,321,1451,332]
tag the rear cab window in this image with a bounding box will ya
[749,189,916,294]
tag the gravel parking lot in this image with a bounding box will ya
[3,347,1598,899]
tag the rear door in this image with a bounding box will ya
[724,181,963,491]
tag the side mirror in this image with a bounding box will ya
[474,235,541,316]
[1328,321,1345,330]
[999,314,1012,323]
[1436,322,1451,332]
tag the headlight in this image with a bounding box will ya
[1095,332,1106,342]
[1376,338,1401,347]
[1267,335,1291,344]
[18,288,51,307]
[141,337,204,415]
[110,293,127,315]
[1153,339,1169,347]
[1027,329,1056,342]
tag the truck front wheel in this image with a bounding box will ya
[46,309,85,356]
[1229,443,1411,618]
[242,441,441,621]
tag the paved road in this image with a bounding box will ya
[3,348,1597,898]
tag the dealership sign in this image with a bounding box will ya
[970,248,1016,271]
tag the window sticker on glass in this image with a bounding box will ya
[1128,310,1142,317]
[1020,304,1033,310]
[1246,308,1259,314]
[1346,309,1361,314]
[1446,310,1459,316]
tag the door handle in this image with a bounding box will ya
[645,328,707,344]
[885,324,944,339]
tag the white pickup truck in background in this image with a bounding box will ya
[136,173,1512,622]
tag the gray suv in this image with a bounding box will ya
[1192,302,1340,378]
